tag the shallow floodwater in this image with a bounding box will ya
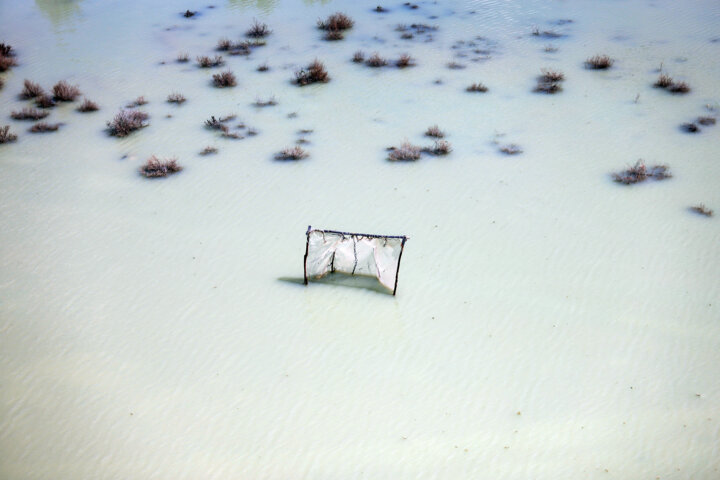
[1,0,719,479]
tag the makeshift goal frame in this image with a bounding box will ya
[303,226,408,295]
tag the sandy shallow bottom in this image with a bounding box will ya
[1,0,719,478]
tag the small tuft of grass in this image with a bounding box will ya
[35,94,56,109]
[690,204,713,217]
[107,109,149,137]
[396,53,415,68]
[176,52,190,63]
[466,82,488,92]
[29,122,61,133]
[318,12,354,31]
[247,19,271,38]
[668,81,690,94]
[20,79,45,99]
[540,68,565,82]
[52,81,81,101]
[585,54,614,69]
[295,60,330,86]
[697,116,716,126]
[212,70,237,88]
[366,53,388,67]
[0,54,17,72]
[11,107,50,121]
[324,29,344,41]
[216,38,233,51]
[0,125,18,144]
[275,146,309,161]
[425,140,452,155]
[388,141,422,161]
[352,51,365,63]
[681,122,699,133]
[612,160,671,185]
[447,61,465,69]
[653,73,673,88]
[253,96,277,107]
[257,63,270,72]
[499,144,523,155]
[200,146,218,155]
[139,156,182,178]
[197,55,224,68]
[425,125,445,138]
[77,98,100,112]
[167,92,187,104]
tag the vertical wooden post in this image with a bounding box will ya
[392,237,407,296]
[303,225,311,285]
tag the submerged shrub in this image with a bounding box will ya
[612,160,671,185]
[388,141,422,161]
[317,12,354,31]
[0,125,18,144]
[585,54,614,69]
[52,81,81,101]
[29,122,61,133]
[294,60,329,86]
[11,107,50,121]
[275,146,309,160]
[106,109,149,137]
[77,98,100,112]
[247,19,271,38]
[466,82,488,92]
[20,79,45,99]
[212,70,237,87]
[139,155,182,178]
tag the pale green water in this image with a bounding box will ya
[1,1,719,479]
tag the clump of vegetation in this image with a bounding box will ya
[612,160,671,185]
[531,27,564,39]
[176,52,190,63]
[77,98,100,112]
[294,60,329,86]
[20,80,45,99]
[396,53,415,68]
[375,6,388,12]
[324,30,344,41]
[668,81,691,94]
[425,125,445,138]
[466,82,488,92]
[352,51,365,63]
[653,72,691,93]
[425,140,452,155]
[35,94,56,109]
[0,53,17,72]
[585,54,614,69]
[388,141,422,161]
[257,63,270,72]
[106,109,149,137]
[167,92,187,104]
[366,53,387,68]
[182,10,197,18]
[197,55,224,68]
[204,115,235,132]
[253,96,277,107]
[216,38,233,51]
[212,70,237,88]
[275,146,309,161]
[0,43,14,57]
[317,12,354,31]
[139,156,182,178]
[247,19,271,38]
[697,116,716,126]
[11,107,50,121]
[446,61,465,69]
[0,125,18,144]
[534,68,565,94]
[681,122,699,133]
[690,204,713,217]
[499,144,523,155]
[52,81,81,101]
[126,96,148,108]
[200,146,218,155]
[29,122,61,133]
[0,77,3,90]
[544,45,558,53]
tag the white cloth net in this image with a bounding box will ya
[304,229,406,293]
